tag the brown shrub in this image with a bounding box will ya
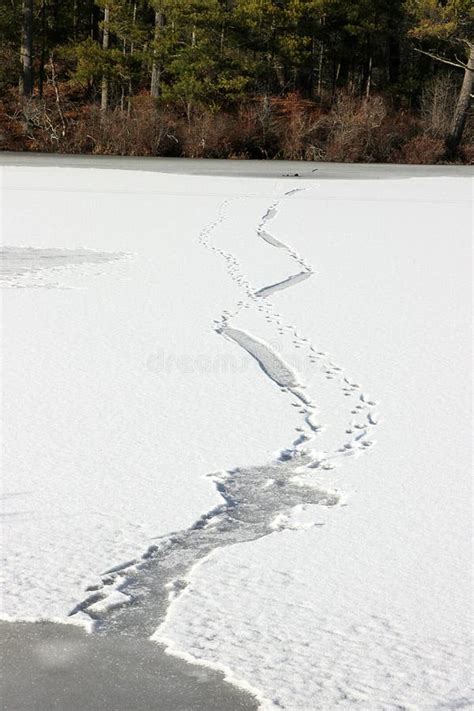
[0,96,29,151]
[461,146,474,164]
[270,93,325,160]
[176,110,240,158]
[65,97,178,156]
[0,83,471,164]
[420,73,458,138]
[322,92,387,162]
[398,135,445,164]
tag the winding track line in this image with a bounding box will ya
[70,187,379,645]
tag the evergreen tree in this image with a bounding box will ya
[0,0,471,157]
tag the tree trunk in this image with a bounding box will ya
[388,35,400,86]
[38,0,47,98]
[73,0,78,40]
[331,61,341,104]
[49,54,66,138]
[150,10,164,98]
[308,35,315,97]
[20,0,34,97]
[128,2,137,116]
[90,0,100,41]
[274,60,285,90]
[365,55,373,98]
[220,24,225,54]
[100,5,110,112]
[316,14,326,99]
[445,44,474,156]
[317,41,324,98]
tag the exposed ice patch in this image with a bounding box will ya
[255,271,312,298]
[0,246,128,288]
[70,456,340,637]
[257,229,286,249]
[222,327,302,389]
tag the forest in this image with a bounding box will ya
[0,0,472,162]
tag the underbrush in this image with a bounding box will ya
[0,87,471,164]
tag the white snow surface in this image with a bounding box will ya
[1,162,472,710]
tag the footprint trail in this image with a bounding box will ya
[70,187,380,650]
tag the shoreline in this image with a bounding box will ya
[1,152,471,179]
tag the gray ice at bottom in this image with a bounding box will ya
[0,621,258,711]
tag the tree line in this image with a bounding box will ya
[1,0,472,160]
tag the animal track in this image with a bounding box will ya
[70,187,380,642]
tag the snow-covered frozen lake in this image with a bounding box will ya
[1,155,472,710]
